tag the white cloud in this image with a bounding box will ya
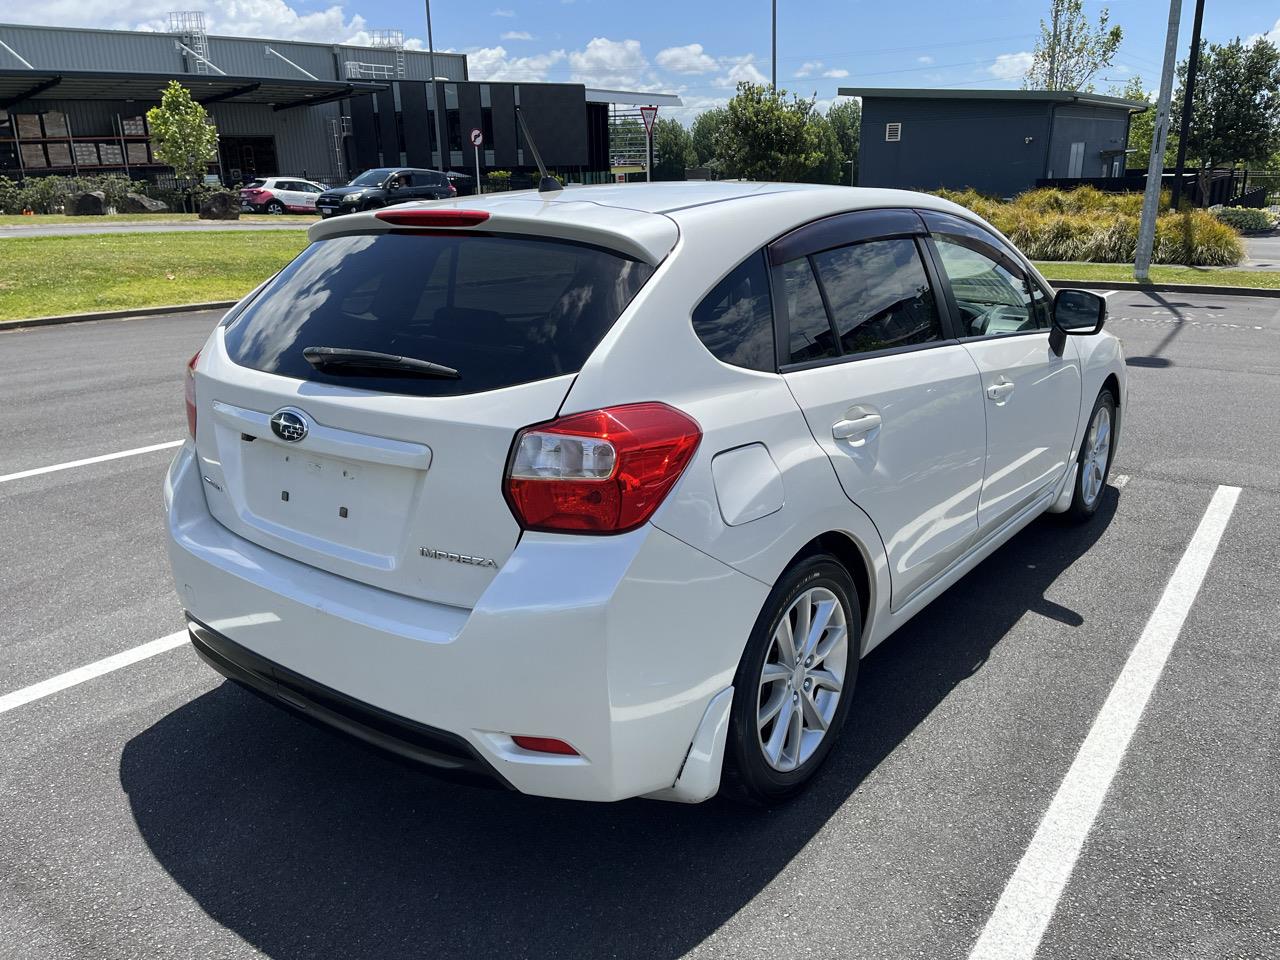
[822,68,848,78]
[716,53,767,88]
[655,43,716,75]
[1247,18,1279,45]
[988,51,1034,81]
[794,60,822,79]
[916,55,934,65]
[568,37,649,88]
[467,44,566,82]
[501,30,534,40]
[491,7,515,17]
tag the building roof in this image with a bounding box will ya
[837,87,1148,111]
[584,88,683,107]
[0,67,386,111]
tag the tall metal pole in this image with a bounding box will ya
[1047,2,1061,89]
[425,0,447,172]
[1170,0,1206,209]
[771,0,776,90]
[1134,0,1182,282]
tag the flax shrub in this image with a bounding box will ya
[931,187,1243,266]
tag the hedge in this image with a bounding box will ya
[934,186,1244,266]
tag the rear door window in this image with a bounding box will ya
[223,233,654,397]
[782,258,839,364]
[810,238,942,356]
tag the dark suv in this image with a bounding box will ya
[316,168,456,218]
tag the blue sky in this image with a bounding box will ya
[9,0,1280,121]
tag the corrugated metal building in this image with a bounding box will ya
[841,88,1147,197]
[0,21,672,186]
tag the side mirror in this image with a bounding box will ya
[1050,289,1107,356]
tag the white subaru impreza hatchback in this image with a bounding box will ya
[166,181,1125,804]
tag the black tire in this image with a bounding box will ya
[1067,389,1117,523]
[722,553,861,805]
[265,200,285,215]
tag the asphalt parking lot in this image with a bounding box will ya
[2,291,1278,960]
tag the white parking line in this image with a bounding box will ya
[0,631,188,716]
[0,440,182,484]
[968,483,1241,960]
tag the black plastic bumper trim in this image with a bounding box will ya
[186,615,513,790]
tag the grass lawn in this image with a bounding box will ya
[0,213,316,227]
[1034,261,1280,289]
[0,231,308,321]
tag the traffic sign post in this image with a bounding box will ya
[639,105,658,183]
[470,127,483,195]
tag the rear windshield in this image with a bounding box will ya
[244,180,266,189]
[223,232,654,397]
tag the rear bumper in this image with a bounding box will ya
[188,616,511,789]
[165,443,766,802]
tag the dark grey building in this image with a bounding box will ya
[0,21,677,186]
[840,88,1147,197]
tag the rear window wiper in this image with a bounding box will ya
[302,346,461,380]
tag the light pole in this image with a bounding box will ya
[771,0,777,90]
[425,0,447,172]
[1134,0,1182,281]
[1171,0,1206,209]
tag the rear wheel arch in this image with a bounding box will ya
[785,532,872,646]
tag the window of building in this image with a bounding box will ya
[445,83,462,154]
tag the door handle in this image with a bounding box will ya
[986,379,1015,402]
[832,413,882,441]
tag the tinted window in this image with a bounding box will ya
[783,257,838,364]
[349,168,394,186]
[224,233,653,397]
[933,236,1038,337]
[811,238,942,356]
[691,252,775,372]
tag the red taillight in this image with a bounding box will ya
[504,402,701,534]
[184,350,200,438]
[374,208,487,227]
[512,736,579,756]
[448,183,458,196]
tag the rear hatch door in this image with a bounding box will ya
[193,218,665,609]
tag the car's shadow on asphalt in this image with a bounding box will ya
[121,491,1119,960]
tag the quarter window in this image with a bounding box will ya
[932,236,1041,337]
[691,252,775,372]
[810,238,943,356]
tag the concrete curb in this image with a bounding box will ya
[1046,279,1280,298]
[0,301,236,331]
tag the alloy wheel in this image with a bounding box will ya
[1081,405,1112,507]
[756,586,849,773]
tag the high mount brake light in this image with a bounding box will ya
[184,350,200,438]
[504,403,702,534]
[374,208,490,227]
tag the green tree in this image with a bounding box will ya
[146,81,218,183]
[689,107,726,168]
[652,117,694,180]
[1024,0,1123,92]
[1110,75,1174,169]
[802,112,845,184]
[826,98,861,184]
[720,82,823,181]
[1172,37,1280,170]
